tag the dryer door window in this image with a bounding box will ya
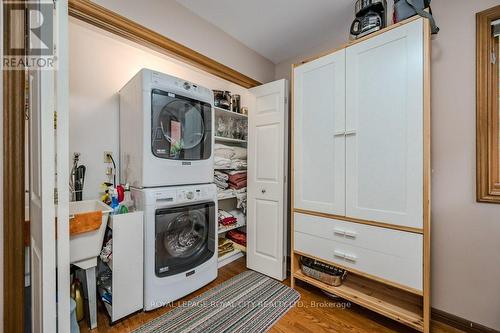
[151,89,212,160]
[155,201,215,277]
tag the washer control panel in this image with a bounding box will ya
[153,185,216,205]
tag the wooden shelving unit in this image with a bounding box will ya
[215,104,248,268]
[293,267,424,331]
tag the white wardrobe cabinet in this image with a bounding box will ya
[291,17,431,333]
[293,50,346,216]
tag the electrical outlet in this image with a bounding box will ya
[104,152,113,163]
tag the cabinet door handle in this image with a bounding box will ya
[333,228,345,236]
[345,130,357,136]
[344,230,357,239]
[334,130,345,137]
[261,189,266,194]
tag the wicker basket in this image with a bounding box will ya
[301,257,347,287]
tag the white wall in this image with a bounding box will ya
[275,1,500,330]
[430,1,500,329]
[92,0,275,84]
[69,19,252,199]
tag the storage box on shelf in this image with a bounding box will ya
[97,211,144,323]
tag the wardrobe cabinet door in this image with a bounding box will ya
[293,50,346,215]
[345,19,424,229]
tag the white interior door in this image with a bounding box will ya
[29,1,70,332]
[293,50,346,215]
[345,19,424,229]
[247,79,288,281]
[29,59,57,333]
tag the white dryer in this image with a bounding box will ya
[120,69,214,188]
[132,183,217,311]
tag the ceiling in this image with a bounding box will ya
[176,0,354,64]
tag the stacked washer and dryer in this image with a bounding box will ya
[119,69,217,311]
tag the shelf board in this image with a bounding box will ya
[214,106,248,118]
[293,270,424,332]
[218,221,246,234]
[218,248,244,268]
[215,136,247,144]
[217,193,236,200]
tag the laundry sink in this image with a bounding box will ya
[69,200,112,266]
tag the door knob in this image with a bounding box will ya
[261,189,266,194]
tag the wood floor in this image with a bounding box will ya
[79,258,463,333]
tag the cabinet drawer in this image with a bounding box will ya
[294,231,422,291]
[294,213,422,261]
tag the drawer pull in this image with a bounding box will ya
[344,253,358,262]
[334,250,345,259]
[334,249,357,263]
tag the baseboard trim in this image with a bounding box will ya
[432,308,500,333]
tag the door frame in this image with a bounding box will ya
[3,0,27,332]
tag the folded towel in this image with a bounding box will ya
[229,180,247,190]
[226,230,247,247]
[218,209,238,226]
[225,170,247,176]
[214,156,232,169]
[214,144,236,159]
[214,144,247,160]
[214,178,229,189]
[232,146,247,160]
[228,172,247,183]
[214,171,229,181]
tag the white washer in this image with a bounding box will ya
[132,184,218,311]
[120,69,214,188]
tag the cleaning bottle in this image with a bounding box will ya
[71,278,85,321]
[110,188,120,215]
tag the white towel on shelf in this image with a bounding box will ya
[214,156,232,169]
[214,144,235,159]
[214,171,229,181]
[214,143,247,160]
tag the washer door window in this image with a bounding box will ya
[151,89,212,160]
[155,202,215,277]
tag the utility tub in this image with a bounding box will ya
[69,200,112,265]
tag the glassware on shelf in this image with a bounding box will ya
[216,116,226,137]
[226,116,235,138]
